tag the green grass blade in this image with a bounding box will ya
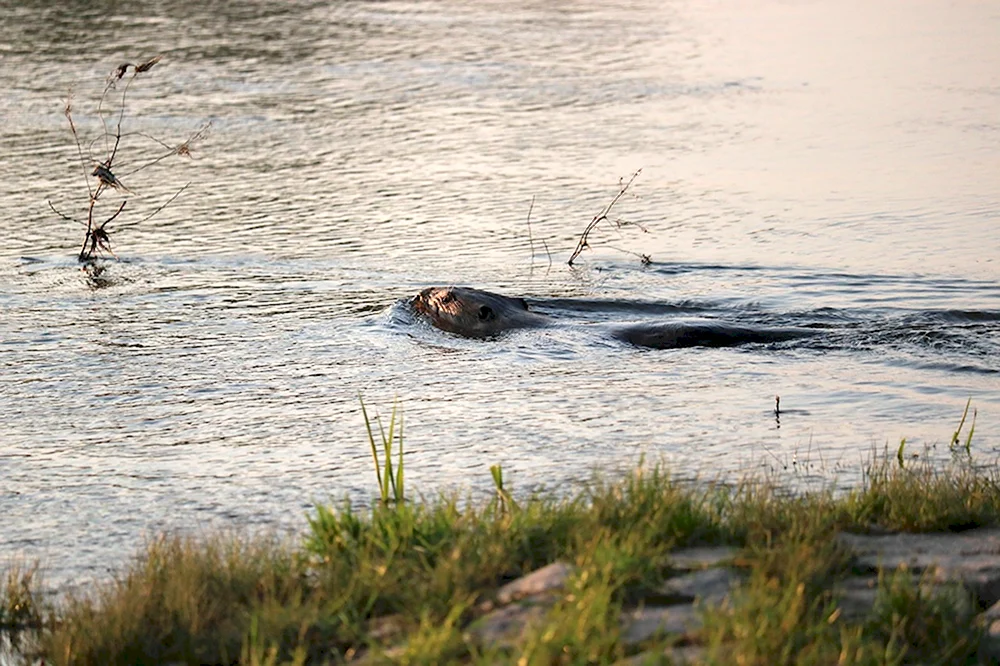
[384,406,396,502]
[489,464,518,514]
[950,398,971,448]
[396,407,404,503]
[965,408,977,454]
[359,397,384,500]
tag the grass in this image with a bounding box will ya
[0,560,45,662]
[7,419,1000,664]
[361,397,404,507]
[0,561,43,630]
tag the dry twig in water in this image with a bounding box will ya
[567,169,647,266]
[525,195,552,273]
[48,56,209,263]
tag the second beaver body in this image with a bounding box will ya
[411,286,815,350]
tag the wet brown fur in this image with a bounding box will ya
[412,286,550,338]
[412,286,815,349]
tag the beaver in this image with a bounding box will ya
[411,286,816,350]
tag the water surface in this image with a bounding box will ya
[1,0,998,592]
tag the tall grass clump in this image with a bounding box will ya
[864,565,982,664]
[298,459,735,662]
[42,535,320,666]
[696,478,856,665]
[840,446,1000,532]
[1,561,44,631]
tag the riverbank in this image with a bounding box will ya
[5,440,1000,665]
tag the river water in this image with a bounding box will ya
[1,0,998,592]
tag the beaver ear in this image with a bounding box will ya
[478,305,495,321]
[517,298,529,310]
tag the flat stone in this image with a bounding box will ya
[353,643,407,665]
[981,600,1000,662]
[620,604,701,646]
[835,573,974,627]
[658,567,741,606]
[983,599,1000,626]
[982,639,1000,664]
[833,576,879,623]
[837,528,1000,606]
[466,599,551,648]
[668,547,739,571]
[614,645,705,665]
[495,561,574,605]
[980,601,1000,648]
[366,613,405,643]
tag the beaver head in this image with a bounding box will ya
[411,286,545,338]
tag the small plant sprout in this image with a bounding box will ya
[48,57,210,263]
[949,398,977,455]
[360,396,405,506]
[490,464,519,516]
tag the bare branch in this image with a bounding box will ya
[101,200,128,228]
[135,182,191,225]
[108,73,139,166]
[567,169,644,266]
[97,68,127,159]
[122,122,212,176]
[78,198,96,262]
[525,195,536,269]
[79,202,127,262]
[64,95,95,199]
[173,121,212,158]
[47,199,84,226]
[541,238,553,271]
[610,216,649,234]
[604,245,652,265]
[60,57,202,263]
[106,56,163,165]
[120,131,175,153]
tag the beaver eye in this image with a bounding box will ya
[478,305,494,321]
[441,293,454,304]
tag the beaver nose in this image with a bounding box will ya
[412,289,430,310]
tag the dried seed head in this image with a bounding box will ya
[135,55,162,74]
[92,163,132,193]
[114,63,130,80]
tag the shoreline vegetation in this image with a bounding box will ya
[4,409,999,665]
